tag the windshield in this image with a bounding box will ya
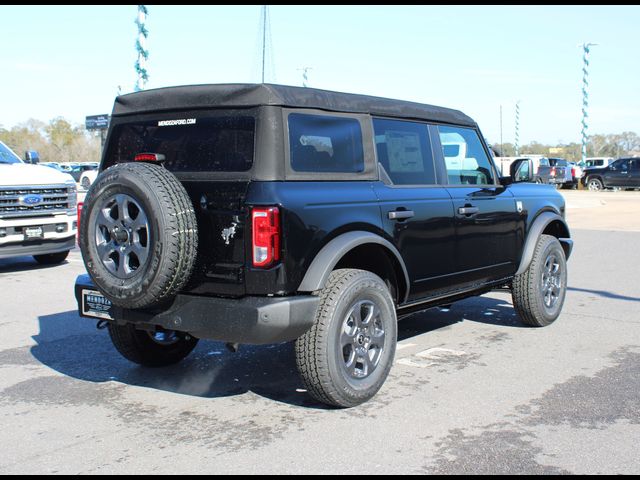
[0,142,23,165]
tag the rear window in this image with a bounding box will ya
[105,115,255,172]
[288,113,364,173]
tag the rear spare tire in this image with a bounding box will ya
[79,162,198,309]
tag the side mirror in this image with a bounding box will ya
[509,159,533,183]
[24,151,40,164]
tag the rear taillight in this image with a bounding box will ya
[252,207,280,268]
[77,202,83,243]
[134,153,166,162]
[571,167,576,177]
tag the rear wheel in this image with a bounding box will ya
[512,235,567,327]
[295,269,397,408]
[587,177,603,191]
[34,250,69,265]
[108,323,199,367]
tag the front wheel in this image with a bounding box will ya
[108,323,199,367]
[295,269,397,408]
[587,177,603,191]
[512,235,567,327]
[34,250,69,265]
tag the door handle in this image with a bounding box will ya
[458,206,479,216]
[388,210,415,220]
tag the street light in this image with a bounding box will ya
[515,101,521,156]
[134,5,149,92]
[579,42,598,164]
[298,67,312,88]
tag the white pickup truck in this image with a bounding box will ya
[0,141,78,264]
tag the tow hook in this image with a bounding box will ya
[96,320,109,330]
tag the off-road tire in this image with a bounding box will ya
[512,234,567,327]
[295,269,397,408]
[79,162,198,309]
[108,323,199,367]
[33,250,69,265]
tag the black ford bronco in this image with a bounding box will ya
[75,84,573,407]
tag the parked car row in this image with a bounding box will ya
[580,157,640,191]
[495,154,639,192]
[494,155,582,189]
[41,162,98,187]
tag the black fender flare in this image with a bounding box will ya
[516,212,573,276]
[297,231,410,302]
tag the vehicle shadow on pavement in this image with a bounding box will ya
[398,294,524,340]
[568,287,640,303]
[0,256,69,273]
[30,296,522,409]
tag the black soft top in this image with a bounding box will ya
[112,83,476,127]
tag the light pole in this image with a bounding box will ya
[580,42,598,164]
[134,5,149,92]
[298,67,312,88]
[515,101,521,156]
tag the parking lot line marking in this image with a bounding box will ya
[396,358,436,369]
[415,348,468,360]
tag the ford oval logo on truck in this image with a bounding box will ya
[19,194,44,206]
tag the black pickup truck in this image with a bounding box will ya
[75,84,573,407]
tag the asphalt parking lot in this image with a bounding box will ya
[0,190,639,474]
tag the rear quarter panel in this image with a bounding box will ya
[244,181,384,295]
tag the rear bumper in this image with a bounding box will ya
[74,275,319,345]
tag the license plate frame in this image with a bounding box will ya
[24,226,44,240]
[81,289,114,320]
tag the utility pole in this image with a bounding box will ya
[135,5,149,92]
[515,101,521,156]
[261,6,267,83]
[580,42,598,164]
[256,5,276,84]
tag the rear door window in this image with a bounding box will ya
[373,118,436,185]
[105,114,255,172]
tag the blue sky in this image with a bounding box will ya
[2,5,639,145]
